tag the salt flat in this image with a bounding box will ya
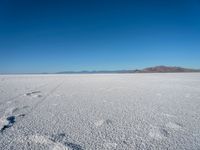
[0,73,200,150]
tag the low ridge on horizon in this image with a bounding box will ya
[1,66,200,75]
[57,66,200,74]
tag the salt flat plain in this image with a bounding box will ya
[0,73,200,150]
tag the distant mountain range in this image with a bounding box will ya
[57,66,200,74]
[140,66,200,73]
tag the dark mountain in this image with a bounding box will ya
[56,66,200,74]
[140,66,200,73]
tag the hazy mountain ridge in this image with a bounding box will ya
[57,66,200,74]
[141,66,199,73]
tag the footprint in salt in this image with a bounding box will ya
[149,126,169,140]
[166,122,184,131]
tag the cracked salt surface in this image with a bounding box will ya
[0,73,200,149]
[29,134,69,150]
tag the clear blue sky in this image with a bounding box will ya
[0,0,200,73]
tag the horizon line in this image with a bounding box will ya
[1,65,200,75]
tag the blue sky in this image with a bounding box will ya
[0,0,200,73]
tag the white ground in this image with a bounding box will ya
[0,73,200,150]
